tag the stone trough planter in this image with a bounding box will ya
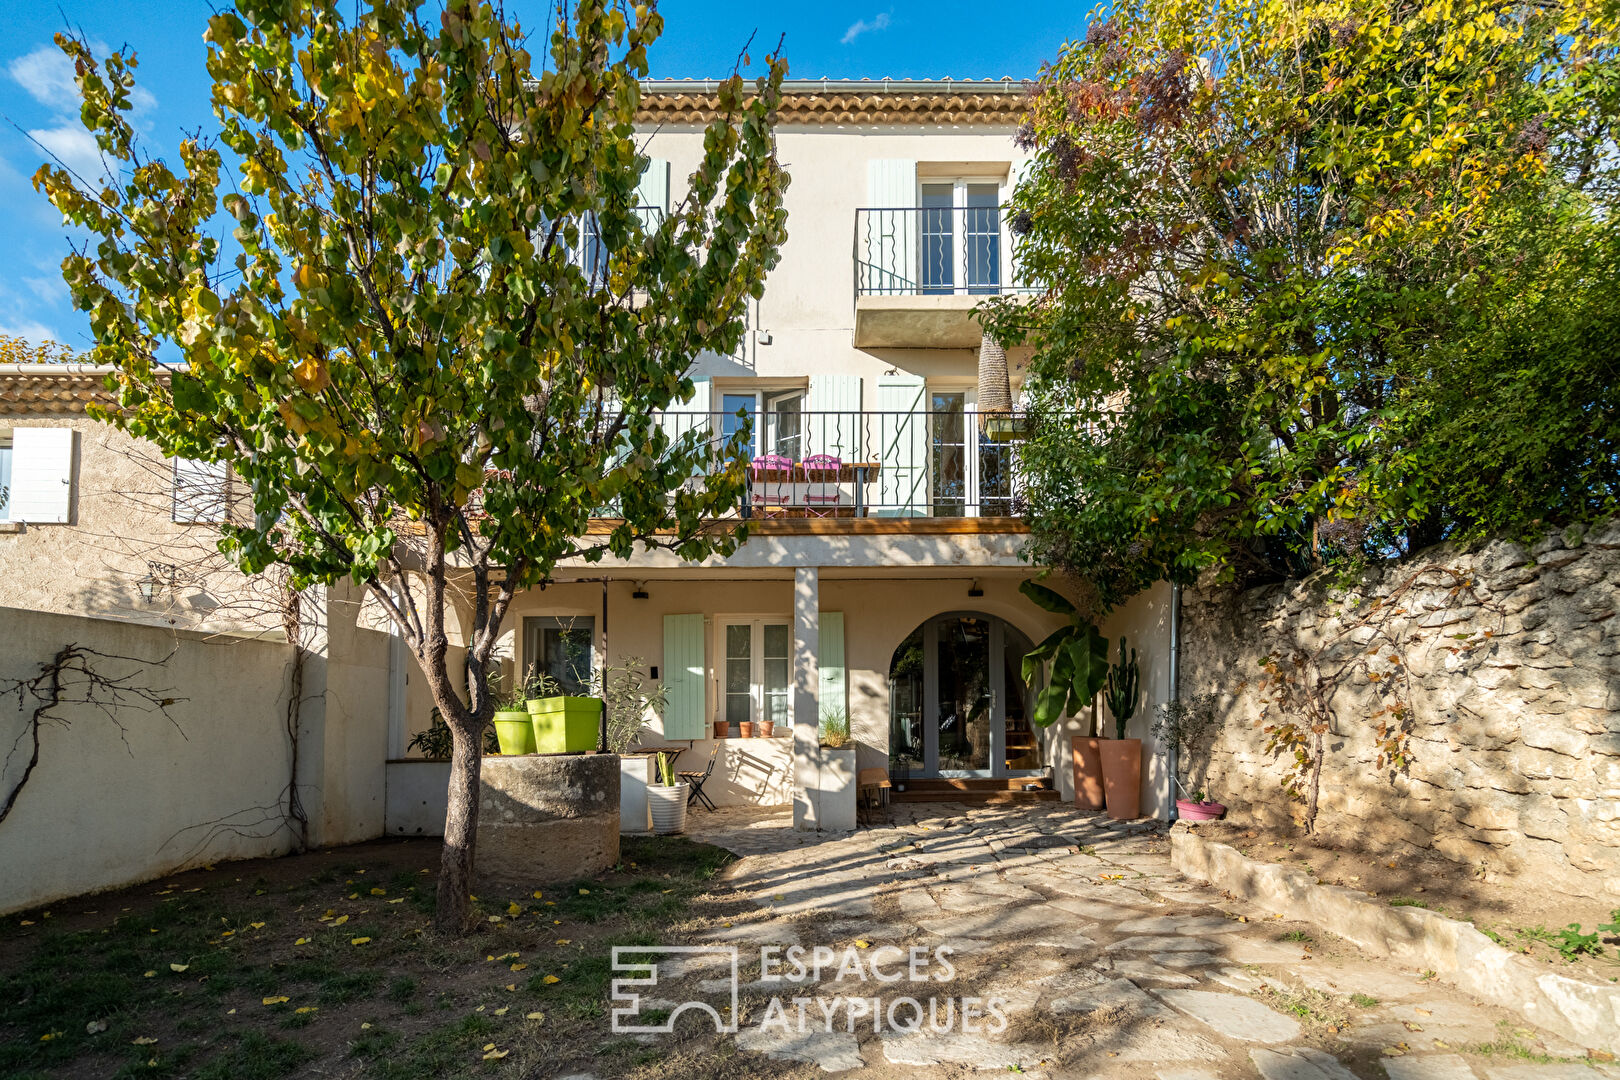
[476,754,619,887]
[1171,826,1620,1054]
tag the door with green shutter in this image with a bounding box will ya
[662,613,706,740]
[875,374,927,516]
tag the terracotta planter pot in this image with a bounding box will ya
[1098,738,1143,820]
[1176,799,1226,822]
[1070,736,1105,810]
[713,720,729,739]
[739,721,756,738]
[758,720,775,738]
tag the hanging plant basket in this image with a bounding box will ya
[982,415,1029,443]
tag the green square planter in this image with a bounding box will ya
[492,710,536,756]
[526,696,603,753]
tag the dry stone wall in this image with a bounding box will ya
[1179,519,1620,901]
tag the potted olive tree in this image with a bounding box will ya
[1099,637,1143,819]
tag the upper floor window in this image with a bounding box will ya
[920,179,1003,295]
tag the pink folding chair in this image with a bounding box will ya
[801,454,845,516]
[750,454,795,515]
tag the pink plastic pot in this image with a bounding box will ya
[1176,799,1226,821]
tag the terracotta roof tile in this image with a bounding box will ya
[0,370,117,417]
[638,88,1029,126]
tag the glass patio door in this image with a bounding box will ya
[887,613,1039,779]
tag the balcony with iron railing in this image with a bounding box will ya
[852,206,1037,349]
[642,408,1031,523]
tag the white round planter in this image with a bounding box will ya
[647,783,688,835]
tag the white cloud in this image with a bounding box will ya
[28,125,115,185]
[0,317,64,345]
[8,44,80,113]
[7,40,156,116]
[23,275,65,305]
[841,11,892,45]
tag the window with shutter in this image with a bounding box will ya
[9,427,76,524]
[172,458,230,523]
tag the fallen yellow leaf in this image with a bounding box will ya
[504,983,516,991]
[482,1043,496,1051]
[855,940,871,949]
[578,888,590,895]
[361,1022,372,1030]
[332,915,349,926]
[262,996,290,1005]
[487,915,502,923]
[350,937,372,945]
[532,890,544,899]
[348,892,359,900]
[19,920,34,926]
[386,898,404,904]
[370,888,386,896]
[295,1006,317,1014]
[494,1007,509,1016]
[555,939,571,946]
[542,974,560,984]
[132,1036,159,1045]
[40,1032,60,1042]
[295,938,309,945]
[525,1011,545,1021]
[169,963,189,973]
[143,970,156,978]
[510,962,528,971]
[249,922,265,930]
[483,1049,509,1060]
[507,902,522,916]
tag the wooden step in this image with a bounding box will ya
[890,788,1061,804]
[890,777,1054,792]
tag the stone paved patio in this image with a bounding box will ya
[599,803,1620,1079]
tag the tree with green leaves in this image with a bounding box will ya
[985,0,1620,609]
[35,0,788,931]
[1019,580,1110,729]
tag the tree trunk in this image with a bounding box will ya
[435,714,484,932]
[1303,724,1325,834]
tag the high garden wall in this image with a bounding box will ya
[0,597,389,914]
[1179,520,1620,902]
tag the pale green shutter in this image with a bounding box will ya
[662,613,706,739]
[657,377,712,473]
[1009,157,1033,291]
[864,159,917,293]
[875,374,927,516]
[805,374,861,460]
[818,612,846,721]
[635,158,670,212]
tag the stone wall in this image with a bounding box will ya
[1179,520,1620,902]
[476,755,620,887]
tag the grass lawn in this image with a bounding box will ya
[0,835,747,1079]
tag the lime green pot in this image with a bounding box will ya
[526,696,603,753]
[492,710,536,756]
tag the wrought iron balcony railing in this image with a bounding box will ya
[645,408,1031,519]
[854,207,1037,298]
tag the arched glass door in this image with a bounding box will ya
[888,612,1039,779]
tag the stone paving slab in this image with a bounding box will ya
[684,802,1588,1080]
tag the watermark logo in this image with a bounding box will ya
[611,943,1009,1037]
[610,945,740,1034]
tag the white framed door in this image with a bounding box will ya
[718,617,792,728]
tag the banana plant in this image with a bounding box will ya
[1020,580,1111,728]
[1104,636,1141,739]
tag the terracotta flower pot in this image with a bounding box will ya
[739,721,756,737]
[759,720,775,738]
[1176,799,1226,822]
[1098,738,1143,820]
[1070,736,1105,810]
[713,720,729,739]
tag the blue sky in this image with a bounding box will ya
[0,1,1086,350]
